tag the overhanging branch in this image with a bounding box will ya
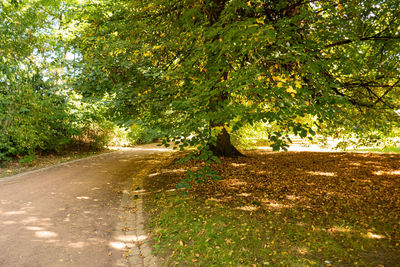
[324,35,400,49]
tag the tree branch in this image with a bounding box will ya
[374,79,400,105]
[324,35,400,49]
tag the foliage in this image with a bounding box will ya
[127,123,164,145]
[318,104,400,149]
[0,81,113,161]
[231,122,274,148]
[0,81,76,161]
[145,151,400,266]
[0,0,116,162]
[72,0,400,157]
[108,123,164,147]
[177,166,221,190]
[1,1,62,160]
[67,96,115,151]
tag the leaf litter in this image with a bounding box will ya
[144,151,400,266]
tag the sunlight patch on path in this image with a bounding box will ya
[112,152,174,267]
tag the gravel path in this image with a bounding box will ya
[0,144,171,266]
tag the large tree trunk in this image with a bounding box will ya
[209,127,244,157]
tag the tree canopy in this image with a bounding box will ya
[71,0,400,157]
[2,0,399,162]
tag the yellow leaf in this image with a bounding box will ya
[256,18,265,24]
[277,82,283,88]
[224,123,232,134]
[286,85,296,94]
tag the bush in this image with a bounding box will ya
[107,123,164,147]
[0,77,114,162]
[231,122,273,149]
[0,84,77,161]
[127,123,163,145]
[70,122,113,151]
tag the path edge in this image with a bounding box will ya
[116,152,176,266]
[0,150,118,183]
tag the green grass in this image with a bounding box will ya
[146,192,399,266]
[352,147,400,153]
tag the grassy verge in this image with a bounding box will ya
[0,149,110,178]
[144,151,400,266]
[351,147,400,153]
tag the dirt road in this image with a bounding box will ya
[0,145,170,267]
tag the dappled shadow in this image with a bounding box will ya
[0,144,174,265]
[0,193,123,265]
[186,152,400,221]
[146,151,400,265]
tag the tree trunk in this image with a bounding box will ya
[209,127,244,157]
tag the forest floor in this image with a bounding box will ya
[144,150,400,266]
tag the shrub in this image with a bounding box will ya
[231,122,273,149]
[127,123,163,145]
[0,84,77,161]
[70,122,114,151]
[0,77,114,161]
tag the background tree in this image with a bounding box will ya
[0,0,114,162]
[0,0,69,161]
[72,0,400,157]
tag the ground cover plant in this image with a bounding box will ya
[144,151,400,266]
